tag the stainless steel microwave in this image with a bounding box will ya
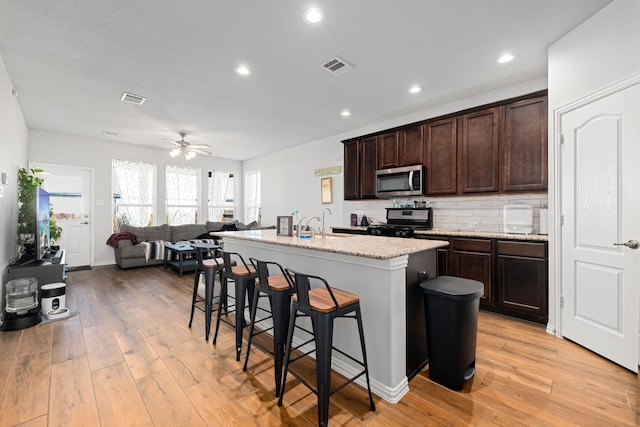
[375,164,424,198]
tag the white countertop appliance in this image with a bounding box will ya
[503,204,533,234]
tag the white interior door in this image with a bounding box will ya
[31,163,92,268]
[560,84,640,371]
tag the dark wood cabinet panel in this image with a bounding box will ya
[415,235,450,276]
[360,136,378,198]
[496,240,548,323]
[343,140,359,200]
[425,118,457,195]
[502,96,548,192]
[377,132,398,169]
[343,137,377,200]
[452,250,493,305]
[399,125,424,167]
[459,107,501,193]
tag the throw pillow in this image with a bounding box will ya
[222,223,238,231]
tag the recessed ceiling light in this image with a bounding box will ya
[235,65,251,76]
[341,110,351,117]
[409,85,422,94]
[304,8,323,24]
[497,53,516,64]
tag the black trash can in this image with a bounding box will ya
[419,276,484,391]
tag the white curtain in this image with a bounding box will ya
[166,164,200,225]
[244,169,261,224]
[208,171,235,221]
[112,159,156,231]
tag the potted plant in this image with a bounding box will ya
[17,167,44,257]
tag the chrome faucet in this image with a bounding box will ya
[321,207,332,239]
[295,216,307,237]
[304,216,320,235]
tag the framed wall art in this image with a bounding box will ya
[321,177,333,204]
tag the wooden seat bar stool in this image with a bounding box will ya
[212,251,258,361]
[243,258,295,397]
[188,243,222,340]
[278,269,375,427]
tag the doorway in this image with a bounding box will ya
[30,162,93,269]
[558,81,639,371]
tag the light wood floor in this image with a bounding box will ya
[0,265,637,426]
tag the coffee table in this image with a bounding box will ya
[164,243,197,276]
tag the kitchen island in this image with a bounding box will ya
[212,229,448,403]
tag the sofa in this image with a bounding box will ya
[109,220,270,269]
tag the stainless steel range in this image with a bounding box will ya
[367,207,433,237]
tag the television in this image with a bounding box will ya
[35,186,51,261]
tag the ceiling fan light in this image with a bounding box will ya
[170,148,181,158]
[185,151,196,160]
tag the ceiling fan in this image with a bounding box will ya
[164,132,212,158]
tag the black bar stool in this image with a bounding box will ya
[212,251,258,361]
[243,257,295,397]
[188,243,222,340]
[278,269,375,427]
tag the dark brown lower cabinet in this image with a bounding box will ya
[496,240,548,324]
[451,238,493,305]
[415,234,548,324]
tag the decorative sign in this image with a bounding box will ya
[314,165,341,176]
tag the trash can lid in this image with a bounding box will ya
[419,276,484,300]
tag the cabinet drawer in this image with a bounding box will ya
[498,240,546,258]
[453,238,492,253]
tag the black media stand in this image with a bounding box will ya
[9,249,67,286]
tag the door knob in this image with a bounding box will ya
[81,221,89,225]
[613,240,639,249]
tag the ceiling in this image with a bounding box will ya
[0,1,611,161]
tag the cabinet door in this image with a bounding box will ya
[398,125,424,167]
[502,96,548,192]
[459,107,501,193]
[343,141,359,200]
[452,238,493,305]
[360,136,378,198]
[496,240,548,323]
[425,118,457,195]
[377,132,398,169]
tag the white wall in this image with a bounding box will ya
[28,130,242,265]
[0,55,29,310]
[244,77,548,232]
[547,0,640,353]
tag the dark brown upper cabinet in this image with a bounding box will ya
[398,125,424,167]
[344,137,378,200]
[459,107,501,193]
[502,96,548,192]
[377,132,399,169]
[425,118,457,195]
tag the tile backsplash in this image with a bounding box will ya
[345,193,548,234]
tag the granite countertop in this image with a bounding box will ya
[331,226,548,242]
[211,229,449,260]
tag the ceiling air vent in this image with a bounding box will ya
[120,92,146,105]
[321,57,353,75]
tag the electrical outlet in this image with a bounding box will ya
[469,221,479,229]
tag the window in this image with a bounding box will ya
[244,169,261,224]
[112,159,156,231]
[208,171,235,222]
[166,164,200,225]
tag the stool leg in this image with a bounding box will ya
[278,305,298,407]
[314,312,334,427]
[212,275,228,345]
[242,285,261,371]
[271,290,291,397]
[188,270,200,328]
[234,277,247,361]
[204,267,214,341]
[355,304,375,411]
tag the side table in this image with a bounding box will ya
[164,243,196,276]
